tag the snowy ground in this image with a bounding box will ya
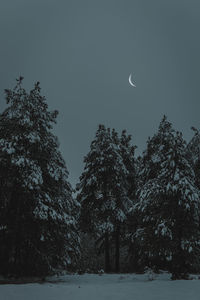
[1,273,200,300]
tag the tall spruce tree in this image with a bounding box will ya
[77,125,134,272]
[131,116,200,278]
[0,78,80,276]
[116,129,136,272]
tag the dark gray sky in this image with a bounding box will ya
[1,0,200,187]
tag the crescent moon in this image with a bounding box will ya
[129,74,136,87]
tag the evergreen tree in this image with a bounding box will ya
[77,125,134,272]
[116,129,136,272]
[131,116,200,278]
[0,78,80,276]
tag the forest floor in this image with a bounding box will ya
[0,272,200,300]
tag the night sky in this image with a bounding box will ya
[0,0,200,187]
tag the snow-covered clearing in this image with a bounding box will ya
[1,273,200,300]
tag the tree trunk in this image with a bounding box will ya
[104,232,110,273]
[115,225,120,272]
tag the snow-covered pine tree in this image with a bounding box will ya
[77,125,133,272]
[128,116,172,271]
[131,116,200,278]
[160,130,200,278]
[0,78,80,277]
[115,129,136,272]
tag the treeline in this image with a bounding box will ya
[77,118,200,280]
[0,79,200,280]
